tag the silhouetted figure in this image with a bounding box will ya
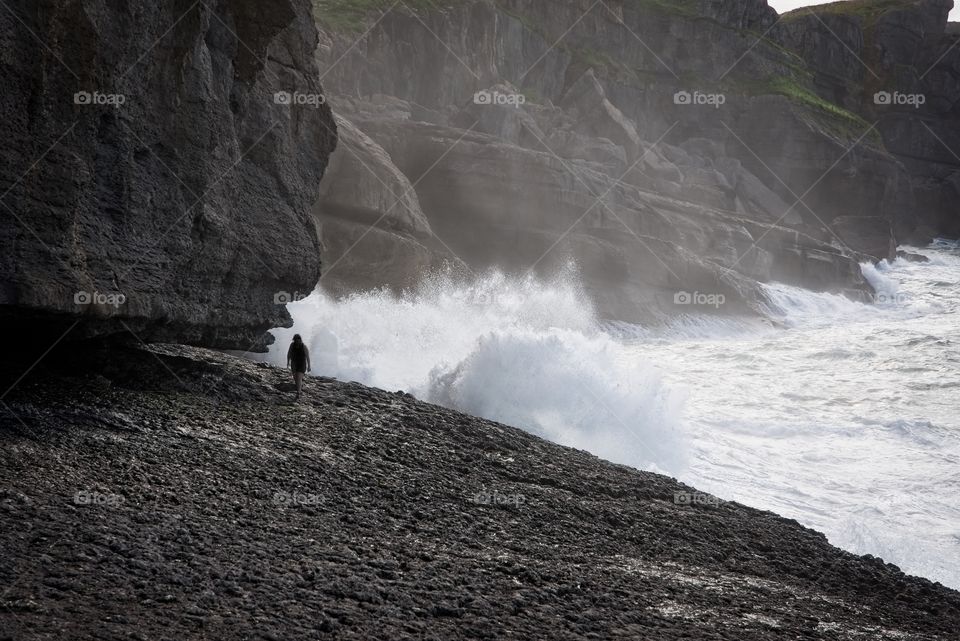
[287,334,311,401]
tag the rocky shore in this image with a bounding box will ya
[1,344,958,640]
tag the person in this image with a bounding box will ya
[286,334,311,400]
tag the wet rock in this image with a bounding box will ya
[897,250,931,263]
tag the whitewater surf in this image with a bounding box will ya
[265,241,960,590]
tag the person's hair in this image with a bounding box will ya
[293,334,302,343]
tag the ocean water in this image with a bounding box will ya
[264,241,960,590]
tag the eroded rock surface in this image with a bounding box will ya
[314,114,458,294]
[0,0,337,349]
[0,344,958,639]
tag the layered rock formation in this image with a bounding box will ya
[777,0,960,242]
[0,0,337,349]
[313,114,460,294]
[310,0,957,323]
[1,343,958,639]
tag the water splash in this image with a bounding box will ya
[266,269,687,475]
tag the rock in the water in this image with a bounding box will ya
[897,249,931,263]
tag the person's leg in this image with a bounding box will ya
[294,372,304,398]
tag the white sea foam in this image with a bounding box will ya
[266,270,687,475]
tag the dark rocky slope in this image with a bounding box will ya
[1,344,958,640]
[0,0,337,349]
[310,0,957,322]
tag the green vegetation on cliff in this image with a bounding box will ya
[740,74,882,146]
[781,0,923,22]
[312,0,883,148]
[779,0,924,117]
[764,77,862,122]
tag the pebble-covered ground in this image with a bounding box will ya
[1,343,958,640]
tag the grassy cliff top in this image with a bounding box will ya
[781,0,925,22]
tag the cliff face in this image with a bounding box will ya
[310,0,956,322]
[0,0,337,349]
[777,0,960,241]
